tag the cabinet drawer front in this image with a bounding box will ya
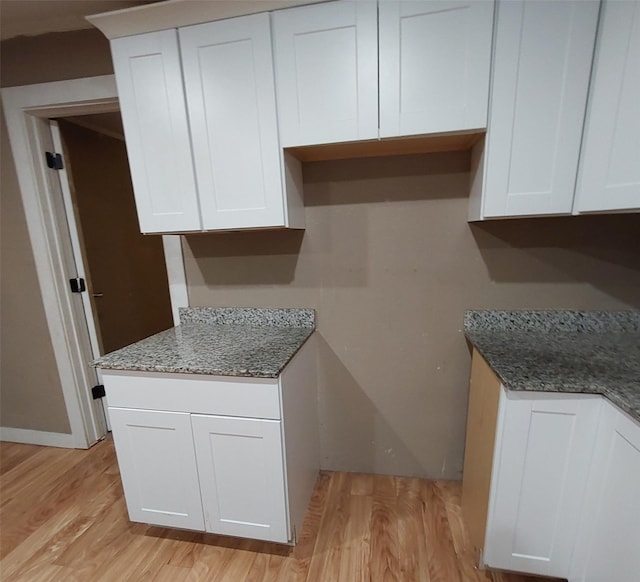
[103,371,281,419]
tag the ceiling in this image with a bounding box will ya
[0,0,161,40]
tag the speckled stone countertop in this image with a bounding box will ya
[464,310,640,423]
[93,307,315,378]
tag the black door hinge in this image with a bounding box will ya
[91,385,106,399]
[69,277,86,293]
[45,151,64,170]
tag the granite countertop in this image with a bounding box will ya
[93,307,315,378]
[464,310,640,423]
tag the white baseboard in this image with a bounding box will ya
[0,427,75,448]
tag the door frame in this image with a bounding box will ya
[2,75,188,448]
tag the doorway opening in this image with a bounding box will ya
[54,114,174,357]
[2,76,188,448]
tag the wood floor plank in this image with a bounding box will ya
[0,442,41,475]
[0,439,563,582]
[370,479,401,581]
[421,480,462,582]
[397,477,430,582]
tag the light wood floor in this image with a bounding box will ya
[0,439,557,582]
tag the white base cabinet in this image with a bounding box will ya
[463,349,640,581]
[103,338,318,544]
[570,401,640,582]
[484,391,601,578]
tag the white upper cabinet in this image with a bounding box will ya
[479,0,600,219]
[574,0,640,214]
[179,14,287,230]
[111,15,303,234]
[272,1,379,147]
[379,0,494,138]
[111,30,201,233]
[273,0,493,148]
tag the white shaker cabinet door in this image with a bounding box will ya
[272,0,378,147]
[575,0,640,214]
[580,404,640,582]
[111,31,201,233]
[485,392,601,578]
[482,0,599,218]
[192,414,289,543]
[109,407,205,531]
[179,14,286,230]
[379,0,494,138]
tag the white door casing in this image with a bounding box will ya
[1,76,188,448]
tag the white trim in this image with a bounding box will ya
[1,75,188,448]
[86,0,327,40]
[0,427,76,448]
[162,235,189,325]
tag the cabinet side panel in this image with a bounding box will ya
[461,348,502,553]
[280,335,319,542]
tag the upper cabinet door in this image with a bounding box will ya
[180,14,286,230]
[272,0,378,147]
[379,0,494,138]
[574,0,640,214]
[111,30,201,233]
[482,1,599,218]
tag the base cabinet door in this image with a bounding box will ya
[192,414,289,543]
[580,406,640,582]
[109,407,205,531]
[484,392,601,578]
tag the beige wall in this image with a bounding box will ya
[0,29,113,434]
[184,152,640,479]
[1,108,71,433]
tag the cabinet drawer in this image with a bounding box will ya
[102,370,281,419]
